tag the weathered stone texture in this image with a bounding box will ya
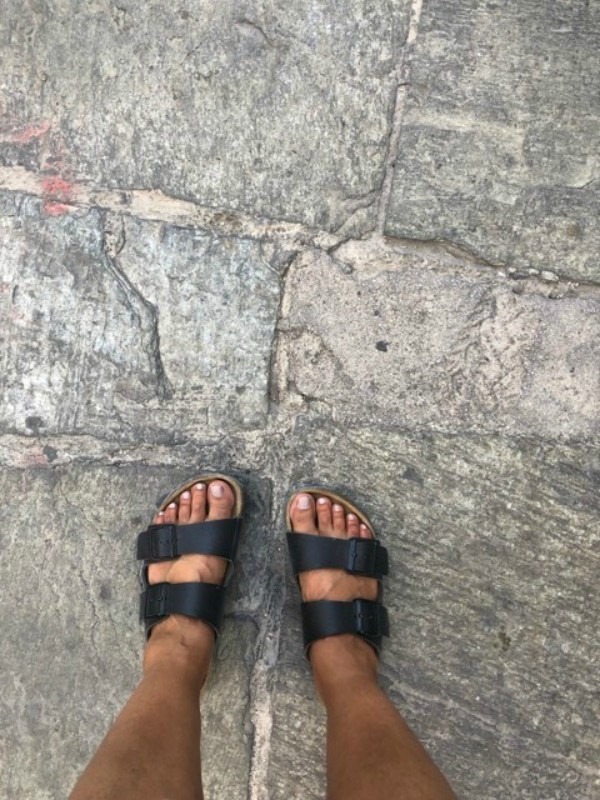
[0,0,409,231]
[0,193,280,440]
[386,0,600,280]
[0,465,270,800]
[1,1,599,797]
[278,240,600,442]
[268,421,600,799]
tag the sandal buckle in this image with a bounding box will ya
[353,599,381,637]
[149,524,178,560]
[144,585,168,619]
[347,538,377,575]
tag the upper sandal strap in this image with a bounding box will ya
[287,532,389,579]
[137,518,242,563]
[301,599,390,655]
[141,581,225,638]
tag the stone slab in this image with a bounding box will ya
[277,241,600,442]
[0,463,271,799]
[386,0,600,281]
[267,420,600,799]
[0,0,409,232]
[0,192,280,439]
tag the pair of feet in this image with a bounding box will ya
[146,480,379,676]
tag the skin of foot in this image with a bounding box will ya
[142,480,236,673]
[288,493,381,694]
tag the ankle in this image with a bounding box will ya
[143,615,215,683]
[310,635,379,700]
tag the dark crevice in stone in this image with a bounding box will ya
[100,212,174,402]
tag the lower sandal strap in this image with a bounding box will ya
[141,581,225,639]
[301,598,390,657]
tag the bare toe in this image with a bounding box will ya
[164,502,177,524]
[178,490,191,523]
[359,523,372,539]
[206,480,235,520]
[332,503,346,535]
[316,497,334,534]
[289,493,318,534]
[347,513,360,537]
[153,510,165,525]
[190,483,207,523]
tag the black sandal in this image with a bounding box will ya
[285,487,390,657]
[136,473,244,639]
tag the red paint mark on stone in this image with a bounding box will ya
[42,175,76,216]
[42,175,72,199]
[11,121,51,144]
[44,201,72,216]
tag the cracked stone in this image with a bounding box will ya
[385,0,600,281]
[0,194,280,440]
[0,0,410,232]
[0,463,270,799]
[268,419,600,799]
[278,242,600,442]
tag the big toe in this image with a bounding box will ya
[206,479,235,520]
[289,493,318,534]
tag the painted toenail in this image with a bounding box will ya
[297,494,311,510]
[333,504,342,513]
[347,513,357,521]
[210,483,224,498]
[194,483,205,491]
[317,498,329,506]
[168,502,177,509]
[181,491,191,500]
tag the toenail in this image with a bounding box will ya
[194,483,205,491]
[297,494,311,510]
[157,510,165,516]
[210,482,224,498]
[347,513,357,521]
[168,502,177,509]
[181,491,191,500]
[333,504,342,513]
[317,498,329,506]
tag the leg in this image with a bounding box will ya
[289,494,456,800]
[313,636,455,800]
[70,480,237,800]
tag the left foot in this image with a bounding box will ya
[143,479,235,669]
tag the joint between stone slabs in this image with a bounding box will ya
[0,165,340,251]
[3,168,600,291]
[375,0,425,234]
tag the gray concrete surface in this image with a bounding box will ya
[0,1,598,798]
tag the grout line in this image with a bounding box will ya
[0,165,340,251]
[1,163,598,290]
[376,0,425,233]
[406,0,424,46]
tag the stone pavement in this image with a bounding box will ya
[0,1,598,798]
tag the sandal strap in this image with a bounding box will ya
[301,599,389,655]
[287,532,389,579]
[141,582,225,638]
[137,518,241,563]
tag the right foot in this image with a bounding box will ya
[289,492,380,686]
